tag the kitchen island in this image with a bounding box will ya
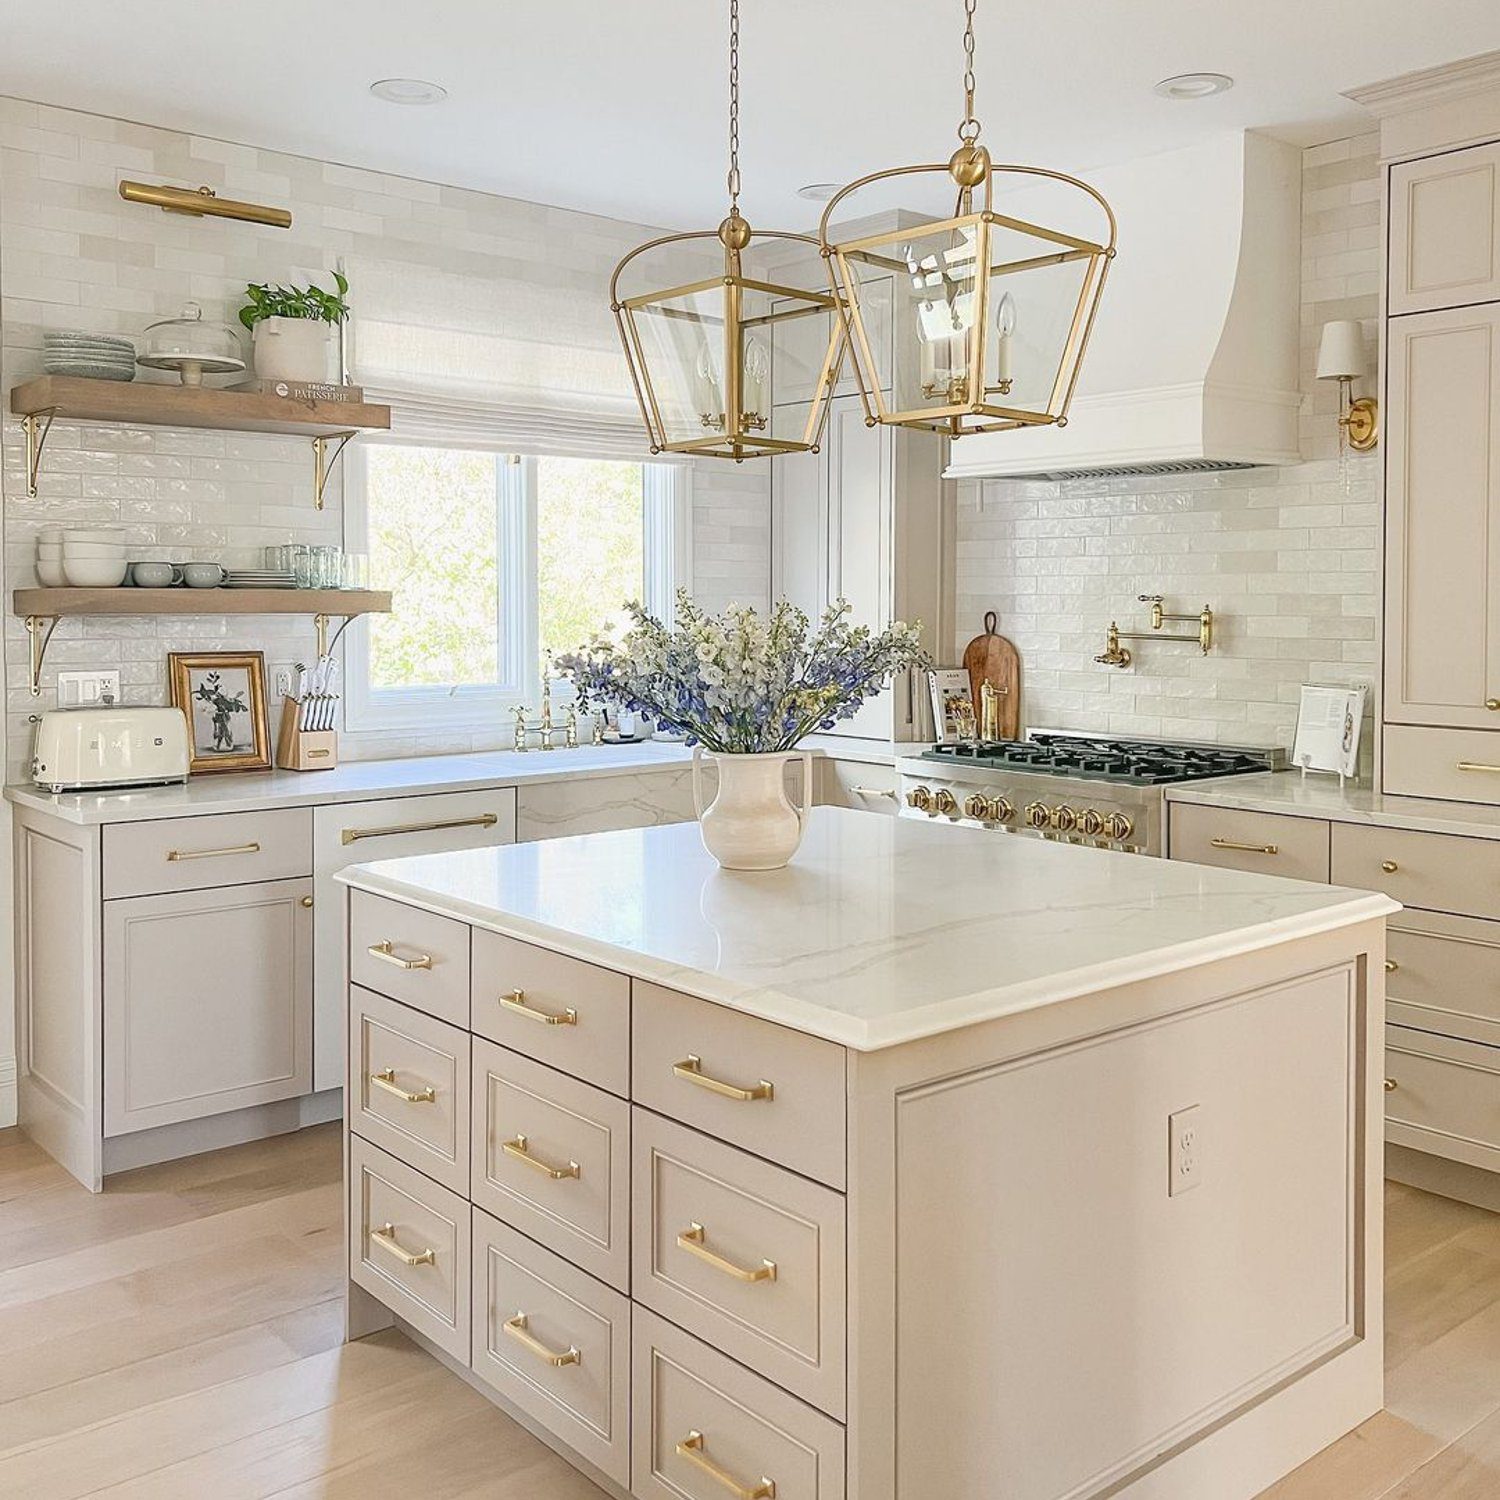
[339,808,1397,1500]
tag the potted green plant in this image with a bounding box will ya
[238,271,350,384]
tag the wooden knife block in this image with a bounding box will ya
[276,698,338,771]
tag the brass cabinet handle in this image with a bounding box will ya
[1381,861,1399,873]
[1385,959,1399,974]
[165,840,260,862]
[675,1431,776,1499]
[503,1312,580,1368]
[850,785,897,800]
[500,989,577,1027]
[1385,1078,1399,1092]
[300,895,314,908]
[1209,837,1278,855]
[342,812,499,845]
[501,1134,580,1180]
[1486,699,1500,711]
[1457,762,1500,774]
[370,1222,435,1267]
[676,1222,777,1283]
[367,940,433,971]
[368,1067,435,1104]
[673,1055,774,1102]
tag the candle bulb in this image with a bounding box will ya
[995,292,1017,390]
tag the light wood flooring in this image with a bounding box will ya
[0,1124,1497,1499]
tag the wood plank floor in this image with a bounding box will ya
[0,1125,1496,1498]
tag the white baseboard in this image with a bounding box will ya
[0,1057,16,1130]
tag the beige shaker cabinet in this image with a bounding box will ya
[1388,141,1500,316]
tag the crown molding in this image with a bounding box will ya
[1346,50,1500,117]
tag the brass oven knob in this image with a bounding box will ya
[964,794,991,820]
[1103,812,1135,841]
[1024,801,1051,829]
[932,788,958,816]
[1049,804,1078,833]
[906,785,933,811]
[1080,808,1105,838]
[990,795,1014,823]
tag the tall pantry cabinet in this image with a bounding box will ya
[1383,139,1500,801]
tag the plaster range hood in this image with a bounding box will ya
[944,131,1303,483]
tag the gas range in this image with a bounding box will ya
[899,732,1282,856]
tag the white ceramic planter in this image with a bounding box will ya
[692,748,812,871]
[251,318,339,383]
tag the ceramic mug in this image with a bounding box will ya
[130,561,183,588]
[182,562,226,589]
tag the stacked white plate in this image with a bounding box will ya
[225,569,297,589]
[38,526,128,588]
[43,332,137,382]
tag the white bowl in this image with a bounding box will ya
[62,559,128,588]
[38,525,64,543]
[36,560,66,587]
[37,544,65,558]
[62,543,127,560]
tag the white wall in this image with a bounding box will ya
[953,133,1382,751]
[0,96,771,1123]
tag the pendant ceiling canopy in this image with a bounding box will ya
[610,0,843,462]
[818,0,1117,440]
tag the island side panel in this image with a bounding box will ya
[845,919,1386,1500]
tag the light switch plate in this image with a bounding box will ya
[1168,1104,1202,1196]
[57,670,122,708]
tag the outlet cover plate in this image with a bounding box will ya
[57,670,122,709]
[1168,1104,1202,1197]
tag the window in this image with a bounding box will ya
[345,444,688,731]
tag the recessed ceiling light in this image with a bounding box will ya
[796,183,842,202]
[369,78,449,106]
[1153,72,1233,101]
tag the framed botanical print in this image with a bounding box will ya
[168,652,272,774]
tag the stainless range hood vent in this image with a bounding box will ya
[1005,459,1257,484]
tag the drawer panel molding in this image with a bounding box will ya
[104,807,312,899]
[1332,822,1500,922]
[1169,805,1331,884]
[349,889,471,1026]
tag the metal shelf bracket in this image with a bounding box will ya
[312,431,357,511]
[25,614,59,696]
[313,612,358,658]
[22,408,59,499]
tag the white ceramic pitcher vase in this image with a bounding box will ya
[692,747,812,871]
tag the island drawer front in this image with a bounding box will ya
[471,1208,631,1489]
[471,931,630,1098]
[471,1038,631,1291]
[1387,912,1500,1047]
[103,808,312,899]
[632,981,847,1192]
[348,986,470,1194]
[632,1306,845,1500]
[349,889,471,1026]
[1383,725,1500,808]
[1168,804,1331,883]
[633,1110,847,1419]
[1385,1025,1500,1171]
[349,1135,471,1362]
[1332,823,1500,921]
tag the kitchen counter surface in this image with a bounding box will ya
[1166,770,1500,841]
[338,806,1395,1050]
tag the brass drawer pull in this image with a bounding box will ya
[503,1313,580,1368]
[342,811,499,845]
[676,1431,776,1499]
[370,1222,435,1267]
[1385,959,1399,974]
[502,1134,580,1180]
[501,989,577,1027]
[1385,1077,1399,1092]
[1209,837,1278,855]
[369,1067,435,1104]
[1486,699,1500,711]
[1457,762,1500,774]
[851,785,897,800]
[367,940,433,971]
[165,840,260,862]
[676,1222,777,1283]
[1381,861,1399,873]
[673,1055,774,1102]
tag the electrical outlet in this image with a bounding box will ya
[273,664,296,699]
[1168,1105,1202,1196]
[57,670,122,708]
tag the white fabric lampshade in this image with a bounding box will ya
[1316,319,1367,381]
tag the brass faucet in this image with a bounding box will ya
[1096,597,1214,668]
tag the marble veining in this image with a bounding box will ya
[338,808,1396,1050]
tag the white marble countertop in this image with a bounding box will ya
[338,807,1396,1051]
[1166,771,1500,841]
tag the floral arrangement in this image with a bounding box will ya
[555,591,929,754]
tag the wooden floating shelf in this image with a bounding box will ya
[13,587,392,618]
[9,376,390,437]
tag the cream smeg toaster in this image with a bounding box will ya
[32,707,190,793]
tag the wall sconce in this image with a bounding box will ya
[1315,319,1378,452]
[119,180,292,230]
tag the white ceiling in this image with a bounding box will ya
[3,1,1499,230]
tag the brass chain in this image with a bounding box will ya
[727,0,741,211]
[958,0,981,143]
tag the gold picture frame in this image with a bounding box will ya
[168,651,272,775]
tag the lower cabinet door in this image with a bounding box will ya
[471,1208,630,1488]
[633,1307,846,1500]
[349,1134,471,1361]
[103,877,312,1135]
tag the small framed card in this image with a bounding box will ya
[1292,685,1366,781]
[928,668,975,743]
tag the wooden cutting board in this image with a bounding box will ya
[961,612,1020,740]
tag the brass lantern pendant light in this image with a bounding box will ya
[610,0,843,462]
[818,0,1117,440]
